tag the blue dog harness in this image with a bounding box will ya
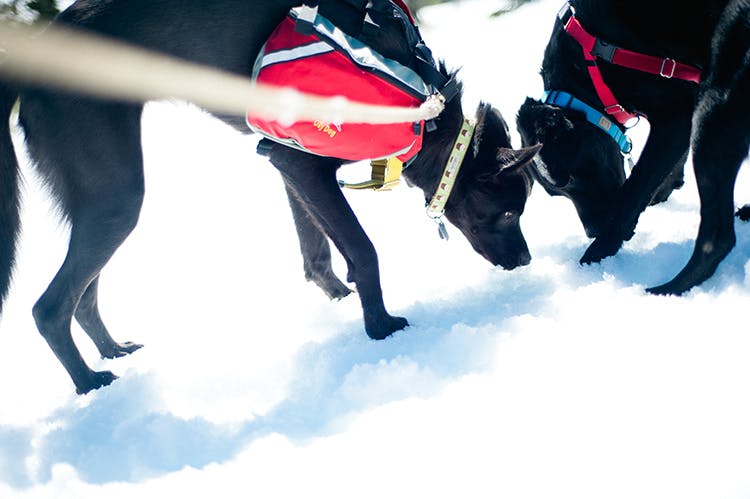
[543,89,633,155]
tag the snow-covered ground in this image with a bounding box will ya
[1,0,750,497]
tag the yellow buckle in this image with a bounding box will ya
[339,157,403,191]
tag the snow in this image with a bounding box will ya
[2,0,750,497]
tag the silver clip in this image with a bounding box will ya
[624,153,635,174]
[428,211,450,241]
[660,58,676,78]
[436,218,449,240]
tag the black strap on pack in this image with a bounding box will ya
[256,137,275,157]
[297,0,369,36]
[298,0,458,105]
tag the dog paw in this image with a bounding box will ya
[645,282,682,296]
[366,315,409,340]
[307,270,353,300]
[646,272,697,296]
[321,280,353,301]
[646,242,732,297]
[75,370,119,395]
[580,234,623,265]
[100,341,143,359]
[736,205,750,222]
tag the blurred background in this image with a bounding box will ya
[0,0,538,24]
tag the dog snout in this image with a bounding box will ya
[578,211,607,239]
[493,249,531,270]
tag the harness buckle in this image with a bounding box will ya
[557,2,573,22]
[660,58,676,78]
[604,104,626,116]
[339,157,403,191]
[591,39,617,62]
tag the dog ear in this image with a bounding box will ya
[475,101,493,126]
[516,97,573,145]
[478,144,542,182]
[473,101,510,158]
[498,143,543,173]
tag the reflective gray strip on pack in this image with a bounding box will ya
[289,6,432,99]
[259,41,335,69]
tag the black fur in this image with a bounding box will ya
[0,0,539,394]
[516,0,750,294]
[0,86,19,311]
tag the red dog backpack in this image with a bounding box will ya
[246,0,453,163]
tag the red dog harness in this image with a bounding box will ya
[559,2,702,126]
[247,1,452,163]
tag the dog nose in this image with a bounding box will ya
[496,251,531,270]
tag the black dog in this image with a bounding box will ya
[517,0,750,294]
[0,0,540,394]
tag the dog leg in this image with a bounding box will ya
[648,1,750,295]
[23,100,144,394]
[649,87,749,294]
[283,179,352,300]
[581,116,692,264]
[34,197,143,394]
[74,276,143,359]
[270,148,407,339]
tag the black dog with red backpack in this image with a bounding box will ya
[250,0,457,163]
[0,0,540,394]
[517,0,750,295]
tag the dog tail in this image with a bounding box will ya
[0,84,21,315]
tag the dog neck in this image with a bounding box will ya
[401,94,467,201]
[424,118,475,218]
